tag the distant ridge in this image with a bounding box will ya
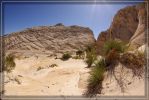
[4,24,95,55]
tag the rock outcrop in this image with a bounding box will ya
[96,3,147,54]
[129,4,146,48]
[4,24,95,55]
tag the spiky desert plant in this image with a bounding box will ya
[5,54,16,73]
[103,40,127,75]
[84,59,106,97]
[85,47,97,68]
[103,40,127,55]
[85,45,93,53]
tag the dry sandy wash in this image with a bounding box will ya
[1,50,145,96]
[3,56,90,96]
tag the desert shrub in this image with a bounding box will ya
[105,49,120,76]
[85,48,97,68]
[105,49,120,66]
[126,44,136,51]
[37,66,43,71]
[84,59,106,97]
[5,54,16,73]
[76,50,84,59]
[50,64,58,68]
[85,46,92,53]
[85,54,96,68]
[103,40,127,75]
[85,44,97,54]
[55,23,64,26]
[14,77,21,84]
[103,40,127,55]
[61,53,71,61]
[120,52,145,77]
[76,50,83,56]
[72,56,80,59]
[136,50,145,58]
[72,50,84,59]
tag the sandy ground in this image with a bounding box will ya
[4,56,89,96]
[101,64,145,96]
[2,54,145,96]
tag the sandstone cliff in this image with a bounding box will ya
[96,3,147,54]
[5,24,95,55]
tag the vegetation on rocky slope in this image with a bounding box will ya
[85,46,97,68]
[4,54,16,73]
[84,59,106,97]
[84,40,145,97]
[61,52,71,61]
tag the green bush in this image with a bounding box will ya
[103,40,127,55]
[105,48,120,67]
[85,48,97,68]
[5,54,16,73]
[61,53,71,61]
[76,50,83,56]
[103,40,127,74]
[90,59,106,85]
[72,56,80,59]
[84,59,106,97]
[85,45,94,53]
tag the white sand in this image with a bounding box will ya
[101,64,145,96]
[4,56,88,96]
[3,55,145,96]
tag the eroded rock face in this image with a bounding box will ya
[129,4,146,48]
[97,3,147,54]
[5,24,95,55]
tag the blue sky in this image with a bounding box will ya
[4,3,138,39]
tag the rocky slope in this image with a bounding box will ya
[96,3,147,54]
[4,24,95,55]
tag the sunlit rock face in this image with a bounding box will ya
[129,4,147,48]
[97,3,147,54]
[4,24,95,55]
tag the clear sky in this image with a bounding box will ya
[3,2,139,39]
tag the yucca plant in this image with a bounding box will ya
[84,59,106,97]
[5,54,16,73]
[85,47,97,68]
[103,40,127,74]
[103,40,127,55]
